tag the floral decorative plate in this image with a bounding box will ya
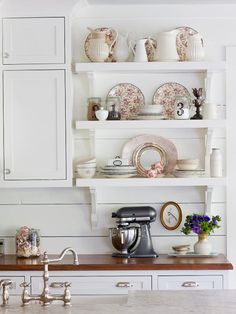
[176,26,198,61]
[121,134,178,174]
[84,27,117,62]
[152,82,191,119]
[107,83,145,120]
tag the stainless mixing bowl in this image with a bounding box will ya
[109,227,138,254]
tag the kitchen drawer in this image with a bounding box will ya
[0,276,25,295]
[158,275,223,290]
[31,276,152,295]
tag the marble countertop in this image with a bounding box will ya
[2,290,236,314]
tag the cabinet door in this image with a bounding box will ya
[158,275,223,290]
[2,17,65,64]
[3,70,66,181]
[31,276,152,295]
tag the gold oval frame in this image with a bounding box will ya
[160,201,182,231]
[132,143,167,177]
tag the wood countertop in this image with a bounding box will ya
[0,254,233,271]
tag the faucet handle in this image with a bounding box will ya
[20,282,31,288]
[63,282,72,306]
[0,279,13,306]
[0,279,12,288]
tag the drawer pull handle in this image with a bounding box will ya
[3,52,9,58]
[50,282,65,288]
[116,282,134,288]
[181,281,199,288]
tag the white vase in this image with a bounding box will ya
[95,107,108,121]
[210,148,222,177]
[194,233,212,255]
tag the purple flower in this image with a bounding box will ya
[203,215,210,222]
[192,225,201,234]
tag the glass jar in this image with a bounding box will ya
[87,97,102,120]
[15,226,40,258]
[106,96,121,120]
[174,96,191,120]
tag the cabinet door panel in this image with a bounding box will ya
[31,276,152,295]
[3,17,65,64]
[3,70,66,180]
[158,275,223,290]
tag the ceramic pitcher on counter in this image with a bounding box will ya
[156,29,180,62]
[186,33,205,61]
[87,28,118,62]
[113,32,130,62]
[130,39,148,62]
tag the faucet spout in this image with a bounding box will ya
[43,247,79,265]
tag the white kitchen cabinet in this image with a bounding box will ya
[3,70,67,181]
[158,275,223,290]
[2,17,65,64]
[31,275,152,295]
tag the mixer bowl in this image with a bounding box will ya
[109,227,138,254]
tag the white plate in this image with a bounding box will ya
[168,252,218,257]
[102,174,137,178]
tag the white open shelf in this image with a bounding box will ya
[75,120,226,130]
[75,177,226,187]
[74,61,226,74]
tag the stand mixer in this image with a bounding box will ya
[109,206,158,258]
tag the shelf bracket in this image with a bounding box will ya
[205,186,213,215]
[89,187,98,229]
[89,129,96,158]
[205,127,214,176]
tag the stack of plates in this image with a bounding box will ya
[132,104,166,120]
[173,169,205,178]
[100,165,137,178]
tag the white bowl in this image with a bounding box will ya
[176,159,199,170]
[80,158,96,164]
[77,167,96,178]
[139,104,163,114]
[76,163,96,169]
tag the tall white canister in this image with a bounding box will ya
[210,148,222,177]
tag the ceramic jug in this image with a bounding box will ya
[87,28,118,62]
[186,33,205,61]
[156,29,179,62]
[113,33,130,62]
[131,39,148,62]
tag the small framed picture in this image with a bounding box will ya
[160,201,182,230]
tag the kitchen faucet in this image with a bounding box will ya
[0,279,13,306]
[20,247,79,306]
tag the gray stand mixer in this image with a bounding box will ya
[109,206,158,258]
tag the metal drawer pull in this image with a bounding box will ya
[50,282,65,288]
[4,169,11,175]
[181,281,199,288]
[116,282,134,288]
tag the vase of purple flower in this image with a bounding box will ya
[181,214,221,255]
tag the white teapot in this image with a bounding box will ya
[113,33,130,62]
[156,29,180,62]
[130,39,148,62]
[186,33,205,61]
[87,28,118,62]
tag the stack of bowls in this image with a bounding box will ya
[172,244,191,255]
[173,159,205,178]
[76,158,96,178]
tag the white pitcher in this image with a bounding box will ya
[130,39,148,62]
[87,28,118,62]
[156,29,179,62]
[186,33,205,61]
[113,33,130,62]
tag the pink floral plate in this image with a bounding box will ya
[152,82,191,119]
[107,83,145,120]
[121,134,178,175]
[176,26,198,61]
[84,27,117,62]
